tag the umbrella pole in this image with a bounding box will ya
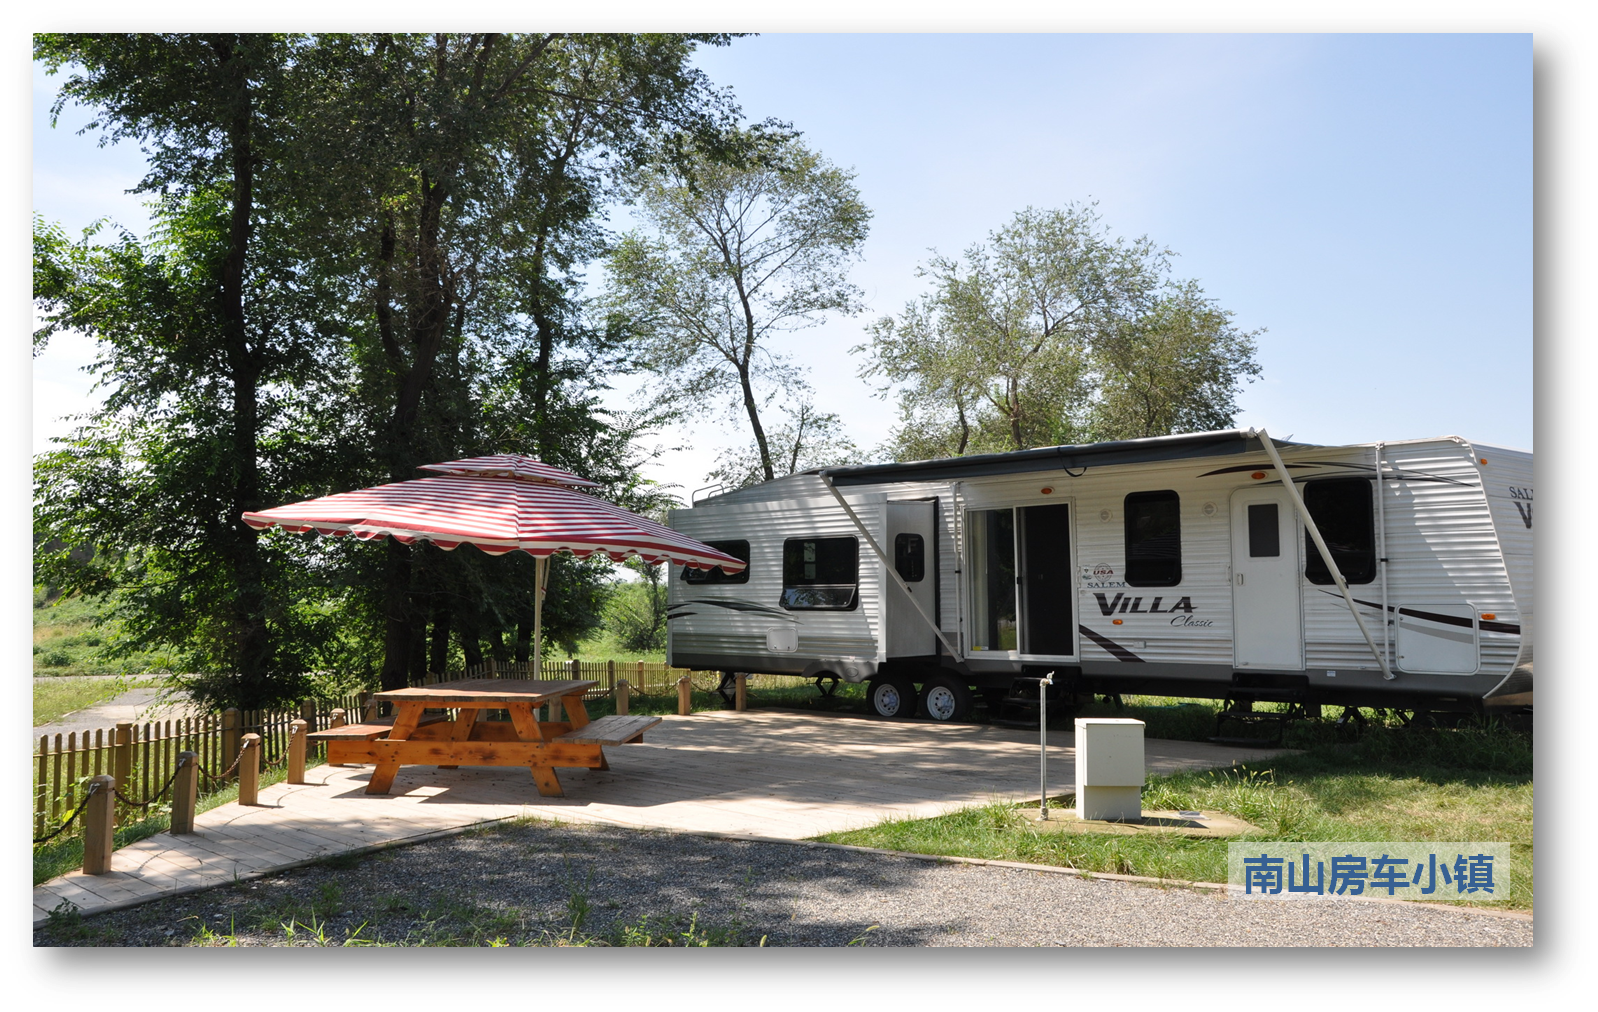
[532,555,547,680]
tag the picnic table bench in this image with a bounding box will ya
[306,679,661,797]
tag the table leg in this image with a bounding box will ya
[437,708,478,769]
[562,694,591,731]
[366,761,401,795]
[366,702,425,795]
[530,765,564,797]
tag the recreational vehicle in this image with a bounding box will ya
[665,429,1532,728]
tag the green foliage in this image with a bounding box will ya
[33,34,749,706]
[857,203,1262,458]
[605,563,669,652]
[608,130,871,484]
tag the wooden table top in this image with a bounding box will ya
[373,679,599,705]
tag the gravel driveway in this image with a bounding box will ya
[33,818,1531,947]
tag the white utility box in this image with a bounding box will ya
[1074,718,1146,821]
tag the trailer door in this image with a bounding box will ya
[1230,490,1304,670]
[885,500,938,657]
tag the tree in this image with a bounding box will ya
[290,33,741,691]
[607,133,871,483]
[856,204,1261,458]
[606,559,668,652]
[1090,280,1262,439]
[33,33,745,704]
[34,34,324,708]
[704,394,863,491]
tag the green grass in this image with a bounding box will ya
[33,676,156,726]
[33,588,171,678]
[815,723,1533,910]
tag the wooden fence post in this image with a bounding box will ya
[358,691,374,722]
[238,734,261,805]
[82,775,116,875]
[607,660,616,698]
[220,709,240,783]
[677,675,692,716]
[616,680,630,716]
[171,753,198,834]
[300,699,317,732]
[735,672,748,712]
[637,661,646,695]
[112,722,133,826]
[288,720,309,785]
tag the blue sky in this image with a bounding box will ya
[32,33,1533,495]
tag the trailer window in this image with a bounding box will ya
[680,540,751,584]
[894,533,925,583]
[781,537,859,610]
[1303,479,1375,585]
[1124,491,1181,587]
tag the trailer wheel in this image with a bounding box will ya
[868,677,918,719]
[920,675,974,723]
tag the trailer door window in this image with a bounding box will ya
[1247,503,1280,557]
[969,509,1018,651]
[894,533,925,583]
[1302,478,1376,584]
[781,537,859,610]
[1124,491,1181,586]
[680,540,751,584]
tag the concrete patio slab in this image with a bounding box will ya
[33,708,1287,928]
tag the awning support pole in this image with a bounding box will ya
[1252,428,1395,680]
[532,555,547,680]
[819,472,967,666]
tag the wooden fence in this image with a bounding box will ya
[34,660,815,843]
[33,691,365,843]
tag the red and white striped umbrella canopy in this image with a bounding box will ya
[240,455,745,574]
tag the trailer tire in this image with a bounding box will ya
[868,677,918,719]
[920,675,974,723]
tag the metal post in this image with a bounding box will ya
[1039,673,1054,820]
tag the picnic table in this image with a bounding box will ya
[307,679,661,797]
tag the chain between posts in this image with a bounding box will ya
[194,741,253,785]
[110,761,188,812]
[32,780,102,845]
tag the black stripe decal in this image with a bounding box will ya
[1328,592,1521,635]
[1078,624,1145,662]
[668,599,793,620]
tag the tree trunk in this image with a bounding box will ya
[378,539,414,692]
[214,34,271,707]
[738,363,775,482]
[429,605,452,674]
[458,608,484,670]
[515,611,533,664]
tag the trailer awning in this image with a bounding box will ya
[816,429,1316,487]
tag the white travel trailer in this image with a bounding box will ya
[665,429,1532,727]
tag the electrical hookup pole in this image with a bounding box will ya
[1040,672,1055,820]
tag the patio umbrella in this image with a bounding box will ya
[242,453,745,679]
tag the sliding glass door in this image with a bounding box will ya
[967,503,1075,658]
